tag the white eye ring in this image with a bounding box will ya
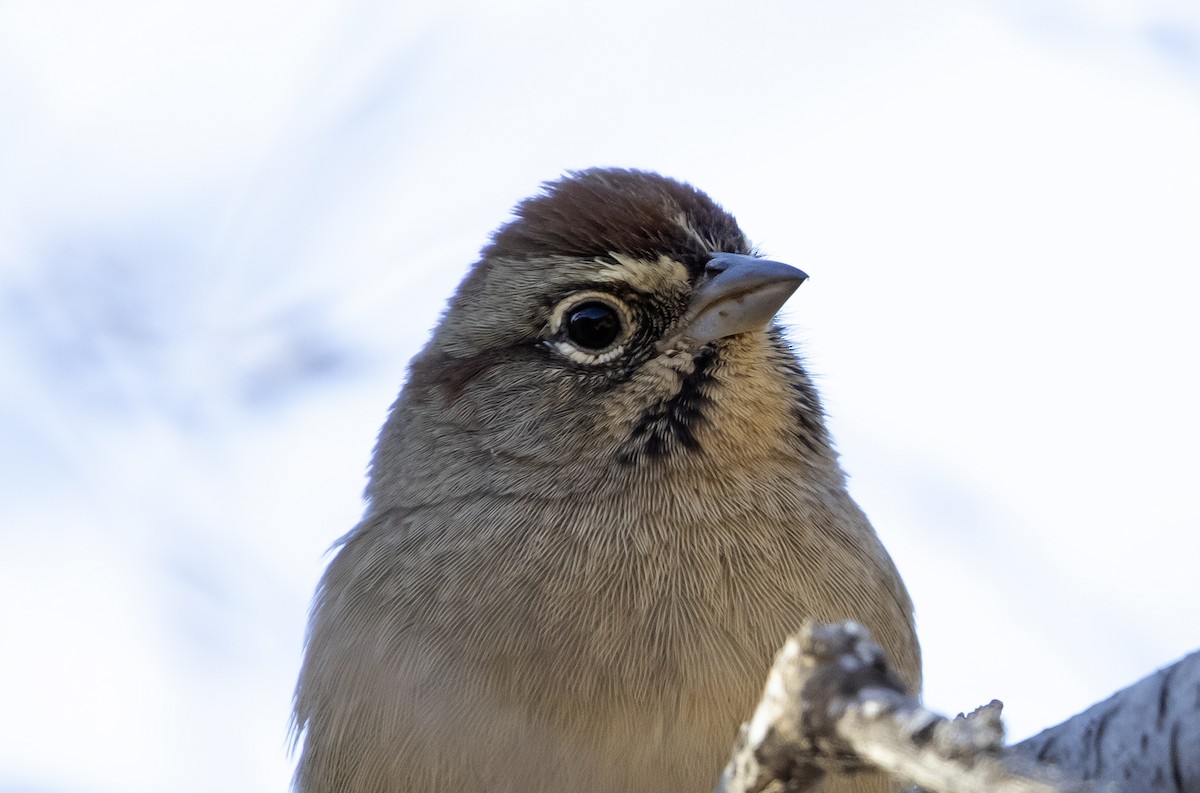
[547,292,633,365]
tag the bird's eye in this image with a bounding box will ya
[565,302,622,350]
[547,292,632,365]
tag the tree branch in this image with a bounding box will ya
[714,621,1102,793]
[1011,649,1200,792]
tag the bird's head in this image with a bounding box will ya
[368,169,833,506]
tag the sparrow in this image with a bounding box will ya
[292,168,920,793]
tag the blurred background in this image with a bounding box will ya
[1,1,1198,791]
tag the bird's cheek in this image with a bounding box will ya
[600,352,696,424]
[640,347,700,388]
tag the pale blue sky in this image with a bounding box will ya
[2,2,1198,791]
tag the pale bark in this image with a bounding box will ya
[715,622,1200,793]
[1011,650,1200,792]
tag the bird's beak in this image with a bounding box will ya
[667,253,808,348]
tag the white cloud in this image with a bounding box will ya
[1,1,1197,789]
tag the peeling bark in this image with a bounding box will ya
[714,622,1200,793]
[714,622,1095,793]
[1011,651,1200,792]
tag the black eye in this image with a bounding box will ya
[565,301,622,350]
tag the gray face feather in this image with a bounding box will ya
[293,168,920,793]
[368,169,831,500]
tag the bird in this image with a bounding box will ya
[292,168,921,793]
